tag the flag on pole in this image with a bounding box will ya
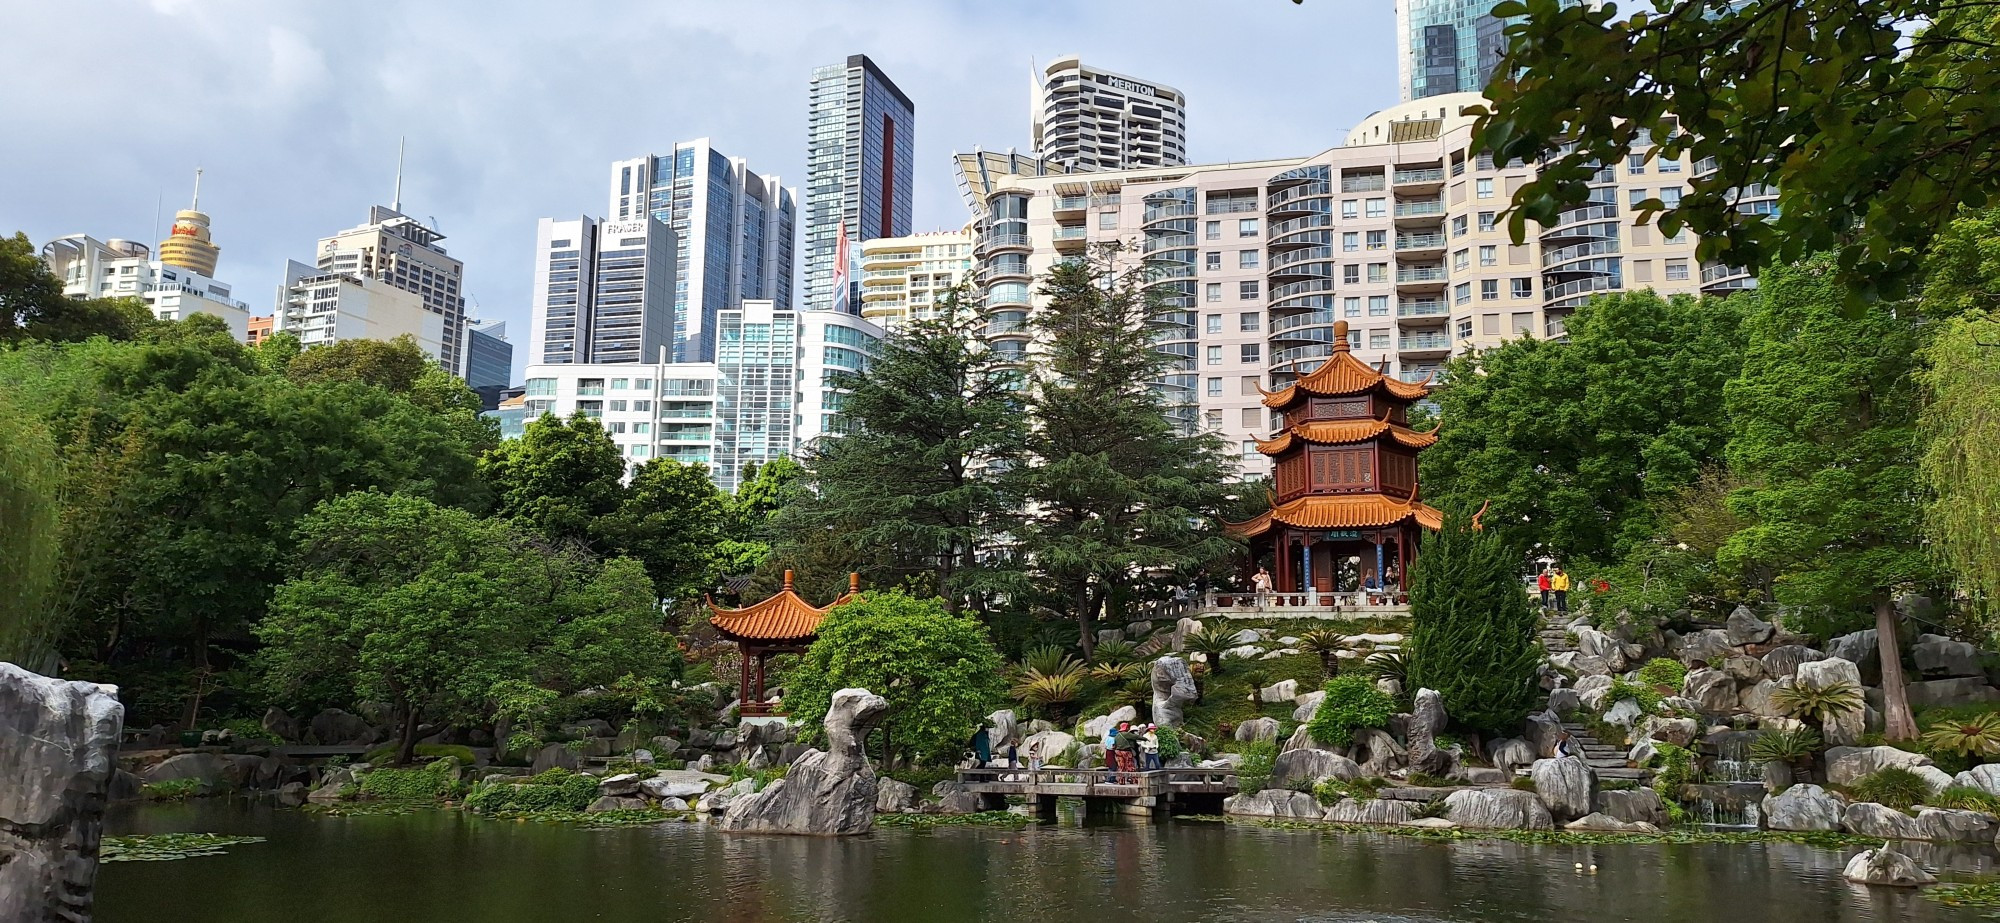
[830,220,852,315]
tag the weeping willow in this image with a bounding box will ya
[1921,312,2000,629]
[0,387,61,670]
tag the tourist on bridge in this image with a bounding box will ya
[1112,722,1141,782]
[1025,737,1045,774]
[1551,567,1571,613]
[1140,725,1162,771]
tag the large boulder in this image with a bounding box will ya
[1292,691,1326,724]
[1223,789,1321,818]
[261,706,299,742]
[640,776,716,802]
[1954,765,2000,797]
[1082,706,1140,742]
[1280,724,1321,755]
[1564,813,1661,834]
[1739,680,1782,718]
[140,752,236,788]
[984,709,1019,749]
[874,779,919,814]
[0,663,124,923]
[1760,645,1826,680]
[1842,802,1923,839]
[1022,730,1076,766]
[1259,679,1299,704]
[307,708,379,746]
[1761,783,1845,832]
[1443,789,1555,830]
[1489,738,1537,776]
[1530,757,1597,823]
[1271,749,1360,788]
[1353,727,1406,776]
[1676,629,1736,667]
[1525,712,1564,758]
[1546,688,1581,716]
[934,782,983,814]
[1904,678,2000,709]
[1681,669,1737,716]
[1826,630,1883,685]
[719,688,888,835]
[1825,746,1934,788]
[1724,606,1776,646]
[1794,658,1868,745]
[1596,788,1669,827]
[1324,798,1418,825]
[1637,716,1697,748]
[1843,844,1936,887]
[1602,698,1645,730]
[1917,808,1999,843]
[1574,627,1628,672]
[1150,658,1197,727]
[1550,652,1612,677]
[1718,655,1767,685]
[1234,717,1280,744]
[1406,688,1451,775]
[1913,635,1982,679]
[531,744,580,773]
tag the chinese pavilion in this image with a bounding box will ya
[708,570,860,717]
[1228,320,1443,601]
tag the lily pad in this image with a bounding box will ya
[100,833,266,862]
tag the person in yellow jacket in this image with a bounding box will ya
[1550,568,1572,613]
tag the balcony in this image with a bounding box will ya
[986,288,1032,306]
[1269,245,1334,271]
[1266,182,1331,212]
[1543,239,1621,267]
[1053,226,1089,241]
[1397,299,1448,318]
[1395,232,1445,253]
[1543,274,1623,306]
[1268,277,1338,302]
[1143,233,1196,254]
[1270,310,1339,335]
[1340,175,1386,193]
[1205,199,1259,215]
[1144,202,1198,221]
[976,232,1030,256]
[1393,199,1444,219]
[1399,368,1442,383]
[1053,195,1089,213]
[1398,334,1451,354]
[1395,265,1447,285]
[1393,167,1446,186]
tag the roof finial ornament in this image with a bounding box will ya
[848,572,861,594]
[783,569,795,590]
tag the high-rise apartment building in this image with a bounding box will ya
[526,215,679,366]
[1032,56,1187,171]
[312,205,469,374]
[857,229,977,329]
[272,259,444,357]
[607,140,796,361]
[40,234,252,338]
[805,55,915,314]
[972,93,1722,477]
[519,362,721,476]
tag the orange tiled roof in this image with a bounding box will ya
[1255,420,1441,455]
[1260,322,1433,408]
[707,571,859,643]
[1226,493,1444,538]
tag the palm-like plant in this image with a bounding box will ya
[1748,726,1823,773]
[1770,679,1865,732]
[1182,625,1240,677]
[1923,712,2000,764]
[1297,628,1349,679]
[1360,650,1409,689]
[1093,639,1139,667]
[1011,668,1085,722]
[1089,661,1145,686]
[1021,644,1083,678]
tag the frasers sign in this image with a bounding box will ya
[603,220,648,236]
[1103,75,1156,97]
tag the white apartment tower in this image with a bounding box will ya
[1032,56,1188,172]
[857,228,977,330]
[311,205,469,374]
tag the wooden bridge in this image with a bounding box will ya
[954,767,1238,818]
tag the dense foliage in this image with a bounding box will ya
[1305,675,1396,748]
[1406,516,1542,737]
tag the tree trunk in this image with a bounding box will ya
[1875,597,1917,742]
[1074,581,1099,660]
[397,702,421,766]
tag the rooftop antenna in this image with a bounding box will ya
[191,166,203,210]
[392,136,405,213]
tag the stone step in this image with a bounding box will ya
[1596,769,1653,781]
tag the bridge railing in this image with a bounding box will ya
[956,767,1238,793]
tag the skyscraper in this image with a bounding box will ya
[465,319,514,409]
[526,215,679,366]
[607,139,796,362]
[805,54,915,314]
[1396,0,1518,101]
[1031,56,1187,171]
[312,205,469,374]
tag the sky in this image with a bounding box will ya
[2,0,1400,380]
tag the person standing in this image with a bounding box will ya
[1537,569,1553,611]
[1026,737,1045,775]
[1113,722,1139,783]
[1251,566,1274,606]
[1551,567,1571,613]
[1101,724,1120,776]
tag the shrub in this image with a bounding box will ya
[1848,767,1933,811]
[1236,740,1277,794]
[1922,712,2000,762]
[357,759,460,802]
[1650,743,1703,791]
[1021,645,1081,677]
[1154,725,1184,759]
[1305,675,1396,748]
[463,767,601,814]
[141,778,204,801]
[1511,776,1538,792]
[1412,797,1451,819]
[1928,785,2000,814]
[1091,639,1139,666]
[1748,726,1823,765]
[1406,518,1542,736]
[1297,628,1348,678]
[1313,776,1384,805]
[220,718,281,746]
[1771,679,1865,730]
[362,743,479,768]
[1183,626,1241,676]
[1360,651,1409,690]
[1634,658,1688,688]
[1607,679,1665,714]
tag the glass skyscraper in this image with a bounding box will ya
[712,300,799,492]
[1396,0,1519,101]
[805,54,915,314]
[609,139,795,363]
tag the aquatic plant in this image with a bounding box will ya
[100,834,265,862]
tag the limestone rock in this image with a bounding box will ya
[1574,627,1628,672]
[1843,844,1936,887]
[307,708,379,746]
[1259,679,1299,704]
[1677,629,1736,667]
[1843,802,1923,839]
[1596,788,1668,826]
[1825,746,1934,788]
[719,688,888,835]
[1795,658,1868,745]
[1761,783,1845,832]
[1082,706,1140,742]
[1146,657,1198,729]
[1525,712,1564,758]
[1374,677,1403,700]
[1602,698,1644,729]
[1406,688,1451,775]
[1826,630,1883,685]
[1682,669,1737,715]
[0,663,124,923]
[1565,812,1661,834]
[1354,727,1406,776]
[1223,789,1321,818]
[1022,730,1075,765]
[531,744,580,773]
[1627,738,1657,766]
[658,797,690,812]
[1904,677,2000,709]
[701,777,755,813]
[1739,680,1782,718]
[1443,788,1555,830]
[1551,652,1612,677]
[1719,655,1767,685]
[1531,757,1597,822]
[1725,606,1776,646]
[1916,808,1998,843]
[1097,628,1126,646]
[1234,717,1280,743]
[587,795,646,812]
[875,779,919,813]
[1951,765,2000,796]
[260,706,298,742]
[1454,767,1509,785]
[141,752,236,789]
[1271,749,1360,788]
[1912,765,1955,796]
[1280,724,1320,755]
[1402,817,1458,829]
[1638,716,1697,748]
[1757,645,1824,681]
[649,736,682,757]
[932,782,982,815]
[640,777,715,801]
[1292,691,1326,724]
[1173,617,1203,650]
[1324,797,1419,825]
[1913,635,1982,679]
[1489,738,1537,776]
[1546,688,1581,715]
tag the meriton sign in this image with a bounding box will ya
[1105,76,1155,97]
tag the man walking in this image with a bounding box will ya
[1551,567,1571,614]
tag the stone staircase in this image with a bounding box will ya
[1561,721,1651,783]
[1537,613,1577,655]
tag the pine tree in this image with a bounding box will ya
[1406,513,1542,737]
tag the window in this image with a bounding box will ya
[1475,152,1495,170]
[633,422,650,435]
[1098,211,1118,229]
[1366,230,1387,251]
[1239,281,1260,300]
[1365,198,1386,218]
[1629,188,1648,207]
[607,421,627,433]
[631,445,650,458]
[1659,157,1682,174]
[1663,226,1687,245]
[1238,250,1259,269]
[1627,152,1647,174]
[1240,311,1261,331]
[1452,249,1469,271]
[1512,277,1533,298]
[1480,245,1497,266]
[1205,314,1223,334]
[1207,377,1223,396]
[1481,279,1499,301]
[1207,345,1223,365]
[1476,178,1494,199]
[1240,407,1261,428]
[1513,312,1535,334]
[1346,326,1362,348]
[1456,318,1474,339]
[1242,441,1258,457]
[1205,283,1222,302]
[526,378,556,396]
[1240,376,1261,395]
[1369,331,1392,349]
[1344,297,1362,317]
[1341,199,1359,218]
[1343,264,1361,284]
[1660,188,1682,207]
[1206,220,1221,240]
[1454,282,1472,305]
[1478,211,1496,232]
[1206,251,1222,271]
[1367,263,1387,283]
[1665,259,1690,281]
[609,400,628,411]
[611,378,629,389]
[1205,410,1223,429]
[1239,218,1259,237]
[1240,343,1261,363]
[634,378,653,389]
[1452,215,1469,237]
[1368,295,1390,315]
[1342,231,1359,252]
[633,400,652,411]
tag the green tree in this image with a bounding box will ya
[0,389,62,671]
[596,458,730,603]
[776,295,1026,610]
[1406,513,1542,738]
[1918,210,2000,621]
[1422,291,1745,565]
[481,412,626,549]
[286,334,434,393]
[1015,249,1237,657]
[1,232,153,343]
[1473,0,2000,298]
[529,555,677,696]
[783,590,1005,768]
[1718,257,1938,741]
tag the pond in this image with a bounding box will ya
[99,801,1993,922]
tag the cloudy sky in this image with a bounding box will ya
[3,0,1399,379]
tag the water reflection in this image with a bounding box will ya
[96,801,1986,922]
